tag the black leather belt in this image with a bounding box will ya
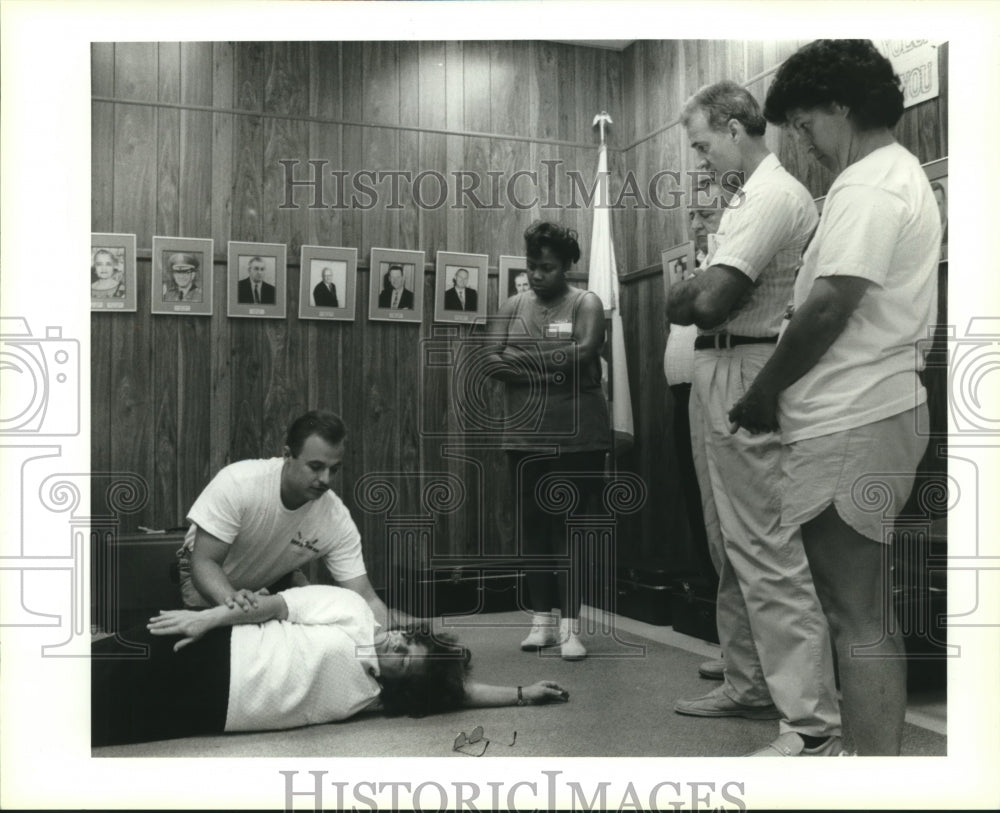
[694,333,778,350]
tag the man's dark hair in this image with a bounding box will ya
[763,39,904,130]
[377,628,471,717]
[681,80,767,137]
[523,221,581,266]
[284,410,347,456]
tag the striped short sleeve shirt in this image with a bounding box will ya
[703,153,819,338]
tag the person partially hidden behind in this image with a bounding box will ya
[237,256,276,305]
[175,410,403,628]
[313,266,340,307]
[377,264,415,309]
[444,267,479,311]
[92,585,569,746]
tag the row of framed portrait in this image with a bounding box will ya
[92,235,532,324]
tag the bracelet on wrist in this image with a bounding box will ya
[517,685,526,706]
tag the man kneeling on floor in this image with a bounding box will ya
[175,409,405,627]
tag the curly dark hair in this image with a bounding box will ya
[681,80,767,137]
[284,410,347,457]
[763,39,903,130]
[523,221,581,266]
[377,628,471,717]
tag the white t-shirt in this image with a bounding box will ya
[182,458,366,606]
[226,586,382,731]
[778,143,940,442]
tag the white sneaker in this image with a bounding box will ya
[559,618,587,660]
[520,612,558,650]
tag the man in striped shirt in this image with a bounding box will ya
[667,80,843,757]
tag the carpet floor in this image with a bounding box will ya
[92,610,946,758]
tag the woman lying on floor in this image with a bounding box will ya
[92,585,569,747]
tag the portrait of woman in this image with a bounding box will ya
[91,247,126,300]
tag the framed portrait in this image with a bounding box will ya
[368,247,425,324]
[299,246,357,322]
[499,255,530,302]
[150,236,214,316]
[91,233,136,312]
[924,157,948,261]
[661,241,695,298]
[434,251,489,324]
[228,241,287,319]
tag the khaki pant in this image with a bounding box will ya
[691,344,841,737]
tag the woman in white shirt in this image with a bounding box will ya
[92,586,569,746]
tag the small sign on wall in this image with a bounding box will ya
[876,39,941,109]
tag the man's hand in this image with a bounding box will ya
[728,385,779,435]
[225,588,262,612]
[147,609,215,652]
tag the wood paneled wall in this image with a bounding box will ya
[92,39,949,588]
[91,41,625,587]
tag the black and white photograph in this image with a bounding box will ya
[90,233,136,312]
[228,241,286,319]
[298,246,357,321]
[368,247,424,324]
[151,236,214,316]
[661,240,695,296]
[435,251,489,324]
[500,254,530,301]
[5,4,997,810]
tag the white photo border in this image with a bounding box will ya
[90,233,137,312]
[151,236,214,316]
[227,241,287,319]
[299,245,358,322]
[368,247,425,324]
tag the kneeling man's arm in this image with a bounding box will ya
[190,527,258,611]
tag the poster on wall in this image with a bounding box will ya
[875,39,941,109]
[434,251,489,325]
[227,241,287,319]
[499,255,530,303]
[90,233,137,312]
[299,246,358,321]
[924,157,948,262]
[368,247,425,324]
[151,236,214,316]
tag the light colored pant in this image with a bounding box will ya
[691,345,841,737]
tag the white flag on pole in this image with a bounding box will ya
[587,142,634,452]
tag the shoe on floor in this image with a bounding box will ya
[559,618,586,661]
[674,687,780,720]
[697,657,725,680]
[520,612,558,650]
[746,732,848,756]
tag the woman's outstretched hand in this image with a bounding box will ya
[147,609,213,652]
[522,680,570,704]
